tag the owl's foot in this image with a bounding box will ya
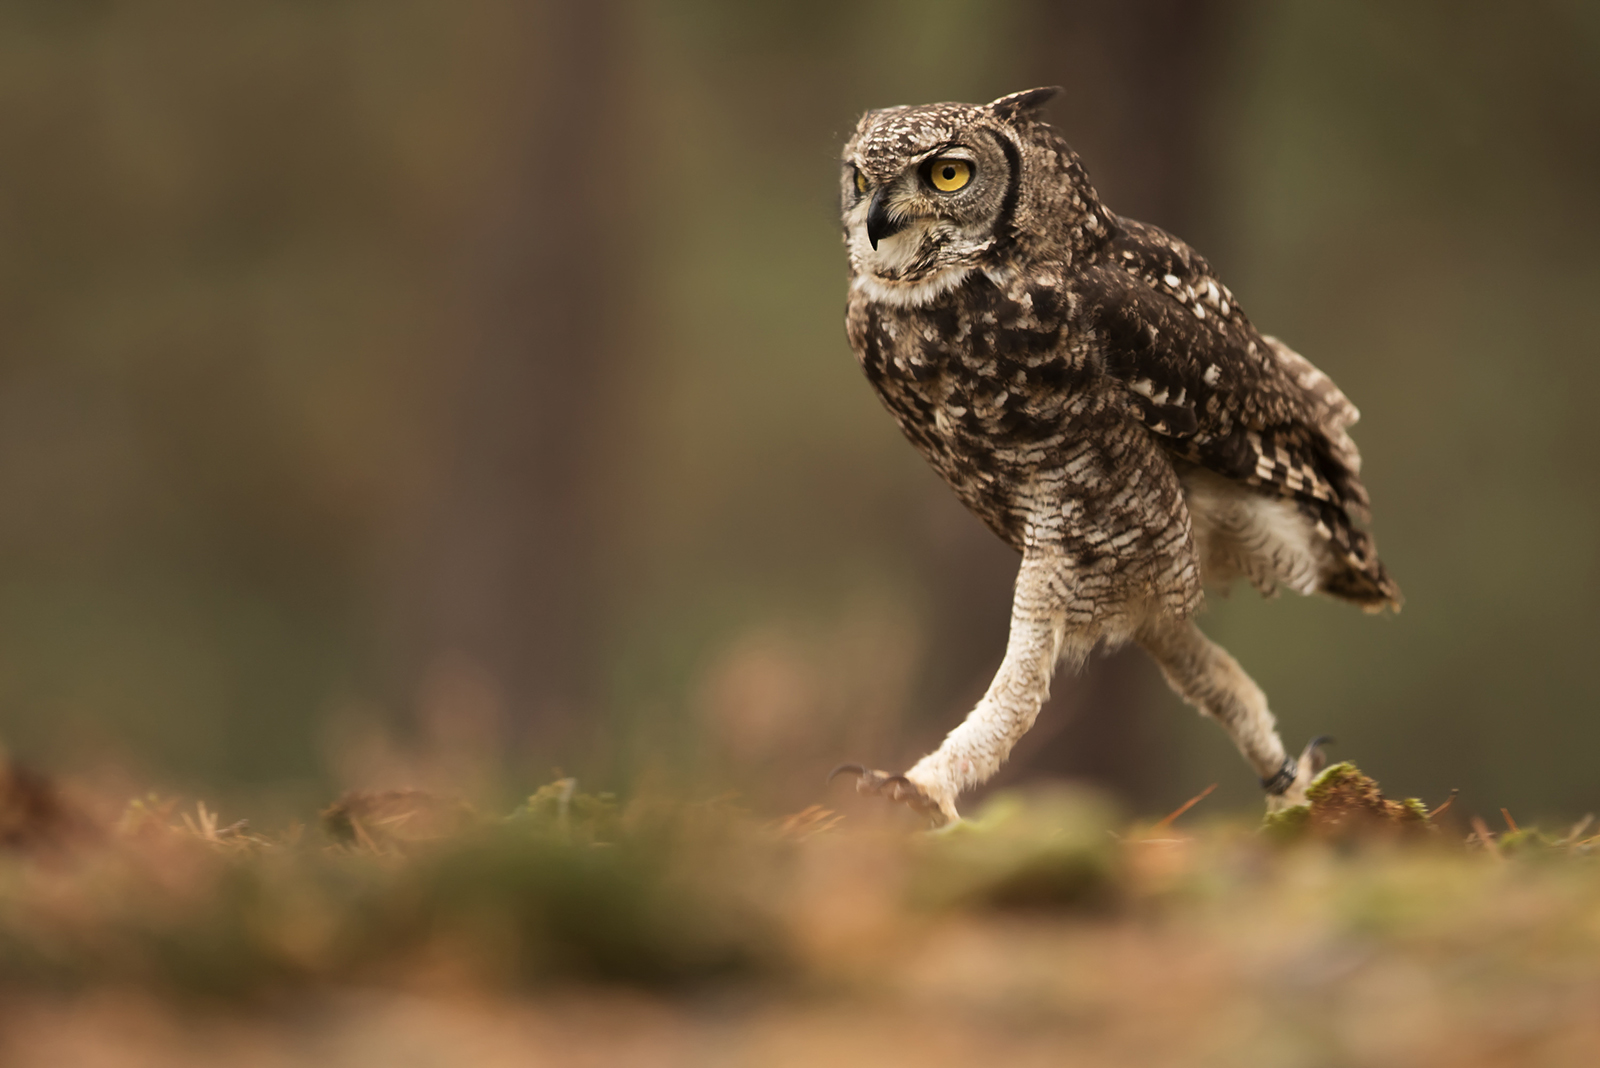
[1263,735,1334,812]
[828,764,957,827]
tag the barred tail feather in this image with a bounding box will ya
[1316,507,1402,613]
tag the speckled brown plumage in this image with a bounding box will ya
[833,88,1399,824]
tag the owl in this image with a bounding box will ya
[830,88,1400,825]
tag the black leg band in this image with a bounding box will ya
[1261,756,1297,795]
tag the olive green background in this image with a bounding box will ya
[0,1,1595,822]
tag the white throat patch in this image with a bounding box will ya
[852,267,973,309]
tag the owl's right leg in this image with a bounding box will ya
[833,549,1085,825]
[1136,616,1327,809]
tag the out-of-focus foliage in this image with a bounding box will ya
[2,769,1600,1064]
[912,786,1121,909]
[0,778,783,998]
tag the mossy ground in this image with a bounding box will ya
[0,761,1597,1066]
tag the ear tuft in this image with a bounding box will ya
[987,86,1062,120]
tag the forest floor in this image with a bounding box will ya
[0,763,1597,1067]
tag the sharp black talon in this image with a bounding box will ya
[827,763,867,783]
[827,764,943,821]
[1303,735,1336,775]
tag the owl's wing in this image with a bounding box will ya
[1077,216,1370,521]
[1076,215,1400,609]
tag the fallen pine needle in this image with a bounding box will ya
[1153,784,1216,832]
[1428,790,1458,821]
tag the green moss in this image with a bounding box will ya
[912,786,1120,910]
[9,769,1598,1010]
[1303,762,1364,804]
[506,779,621,844]
[1264,762,1431,842]
[1261,803,1311,842]
[0,781,782,999]
[1497,828,1560,854]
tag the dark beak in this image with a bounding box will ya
[866,188,907,250]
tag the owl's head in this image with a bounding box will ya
[841,87,1092,298]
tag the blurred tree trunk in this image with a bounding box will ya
[957,0,1240,812]
[393,2,628,764]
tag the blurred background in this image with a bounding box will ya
[0,0,1595,823]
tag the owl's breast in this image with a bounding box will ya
[848,272,1104,543]
[850,275,1093,440]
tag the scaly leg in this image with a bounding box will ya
[1137,616,1324,809]
[834,550,1084,825]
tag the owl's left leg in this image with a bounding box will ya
[1136,615,1329,810]
[832,549,1084,825]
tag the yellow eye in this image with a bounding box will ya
[854,169,868,195]
[929,158,971,192]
